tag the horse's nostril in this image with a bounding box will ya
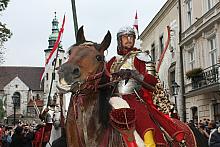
[72,68,80,75]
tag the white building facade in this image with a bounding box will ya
[0,14,65,124]
[180,0,220,122]
[140,0,185,120]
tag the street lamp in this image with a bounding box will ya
[171,82,180,112]
[12,93,19,126]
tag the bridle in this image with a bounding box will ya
[72,64,105,97]
[69,42,107,96]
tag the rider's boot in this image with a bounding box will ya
[144,130,156,147]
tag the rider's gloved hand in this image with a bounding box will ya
[112,69,133,80]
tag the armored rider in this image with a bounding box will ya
[107,26,185,146]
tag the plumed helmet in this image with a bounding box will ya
[117,26,136,55]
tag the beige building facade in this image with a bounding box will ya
[140,0,186,120]
[180,0,220,122]
[140,0,220,122]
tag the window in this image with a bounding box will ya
[151,43,156,62]
[188,48,195,70]
[12,92,21,108]
[59,59,62,66]
[186,0,192,26]
[52,58,56,66]
[169,70,176,95]
[36,94,40,99]
[46,73,49,80]
[170,70,175,84]
[191,107,198,123]
[49,40,56,48]
[159,35,164,55]
[209,37,217,65]
[214,103,220,121]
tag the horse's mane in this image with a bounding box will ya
[98,69,113,128]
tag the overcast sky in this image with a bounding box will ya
[1,0,166,67]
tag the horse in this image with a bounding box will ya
[56,26,199,147]
[56,26,124,147]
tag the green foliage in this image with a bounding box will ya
[0,0,10,11]
[0,0,12,64]
[186,68,203,79]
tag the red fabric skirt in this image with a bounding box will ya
[122,91,184,145]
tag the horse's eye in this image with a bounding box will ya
[96,55,104,62]
[68,50,71,55]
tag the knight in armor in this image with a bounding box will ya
[33,107,53,147]
[106,26,185,146]
[39,107,52,123]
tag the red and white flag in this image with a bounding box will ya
[133,11,139,38]
[40,15,66,83]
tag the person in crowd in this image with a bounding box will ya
[198,122,209,140]
[23,125,34,147]
[188,120,209,147]
[1,126,11,147]
[10,126,24,147]
[209,126,220,147]
[207,121,217,135]
[0,125,4,147]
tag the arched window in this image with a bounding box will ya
[213,103,220,121]
[191,106,198,123]
[12,92,21,108]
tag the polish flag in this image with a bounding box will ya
[40,15,66,83]
[133,11,139,38]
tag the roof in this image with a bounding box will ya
[0,66,44,90]
[140,0,177,39]
[27,99,44,107]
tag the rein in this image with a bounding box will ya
[71,63,105,94]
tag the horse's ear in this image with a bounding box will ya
[76,26,86,44]
[99,31,111,52]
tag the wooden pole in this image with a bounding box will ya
[70,0,79,38]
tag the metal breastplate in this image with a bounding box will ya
[117,78,141,94]
[111,51,142,94]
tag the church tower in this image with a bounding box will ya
[43,12,65,106]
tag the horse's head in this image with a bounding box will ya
[57,26,111,93]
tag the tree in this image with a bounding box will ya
[0,0,12,64]
[0,99,5,120]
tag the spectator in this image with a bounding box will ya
[188,120,209,147]
[23,125,34,147]
[198,123,209,140]
[207,121,216,135]
[2,130,13,147]
[10,126,24,147]
[0,125,4,147]
[209,127,220,147]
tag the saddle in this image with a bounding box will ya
[110,108,138,147]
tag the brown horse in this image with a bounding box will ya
[57,26,127,147]
[57,26,199,147]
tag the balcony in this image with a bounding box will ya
[185,64,220,97]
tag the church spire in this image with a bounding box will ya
[46,12,63,50]
[52,12,59,34]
